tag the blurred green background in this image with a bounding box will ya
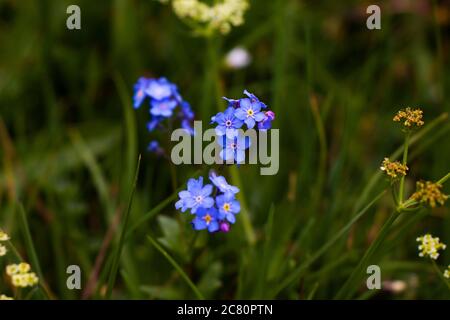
[0,0,449,299]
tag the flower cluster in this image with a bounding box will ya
[171,0,249,35]
[416,234,447,260]
[0,294,13,300]
[175,172,240,233]
[410,181,448,208]
[6,263,39,288]
[444,265,450,279]
[133,76,195,151]
[380,158,408,179]
[211,90,275,163]
[393,107,424,129]
[0,230,9,257]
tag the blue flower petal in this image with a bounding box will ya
[245,117,255,128]
[200,184,213,197]
[234,108,247,120]
[208,221,219,232]
[202,197,215,208]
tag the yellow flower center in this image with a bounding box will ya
[223,203,231,212]
[203,214,212,224]
[247,109,254,116]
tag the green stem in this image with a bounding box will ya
[431,260,450,293]
[335,210,401,299]
[230,165,256,246]
[147,236,204,300]
[398,133,410,203]
[437,171,450,185]
[398,170,450,210]
[106,155,141,299]
[16,203,51,299]
[274,190,387,296]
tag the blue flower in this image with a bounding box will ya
[218,135,251,163]
[181,119,195,135]
[243,90,267,109]
[216,193,240,224]
[133,77,150,109]
[234,98,265,129]
[175,177,214,213]
[212,107,244,138]
[222,96,240,108]
[150,98,178,117]
[145,77,174,101]
[147,117,162,132]
[191,207,220,232]
[147,140,160,152]
[180,101,194,120]
[257,111,275,130]
[209,171,239,195]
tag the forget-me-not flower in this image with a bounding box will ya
[212,107,244,138]
[218,134,251,163]
[209,171,239,195]
[258,110,275,130]
[192,207,220,232]
[175,174,241,233]
[216,193,240,224]
[133,77,150,109]
[234,98,265,129]
[145,77,175,101]
[175,177,214,213]
[150,98,178,117]
[243,90,267,109]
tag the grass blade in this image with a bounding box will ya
[105,154,141,299]
[16,203,51,299]
[334,210,400,299]
[147,235,204,300]
[273,190,387,296]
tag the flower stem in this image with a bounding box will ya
[147,236,205,300]
[437,171,450,185]
[431,260,450,293]
[334,210,401,299]
[398,133,410,203]
[274,190,387,297]
[106,155,141,299]
[230,165,256,246]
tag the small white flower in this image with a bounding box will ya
[225,47,251,69]
[0,244,7,256]
[0,230,10,241]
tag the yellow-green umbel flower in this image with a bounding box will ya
[0,230,10,241]
[416,234,447,260]
[393,107,424,129]
[444,266,450,279]
[6,264,18,276]
[411,181,448,208]
[0,244,7,257]
[380,157,408,179]
[171,0,249,35]
[6,262,39,288]
[11,272,39,288]
[17,262,31,274]
[0,294,13,300]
